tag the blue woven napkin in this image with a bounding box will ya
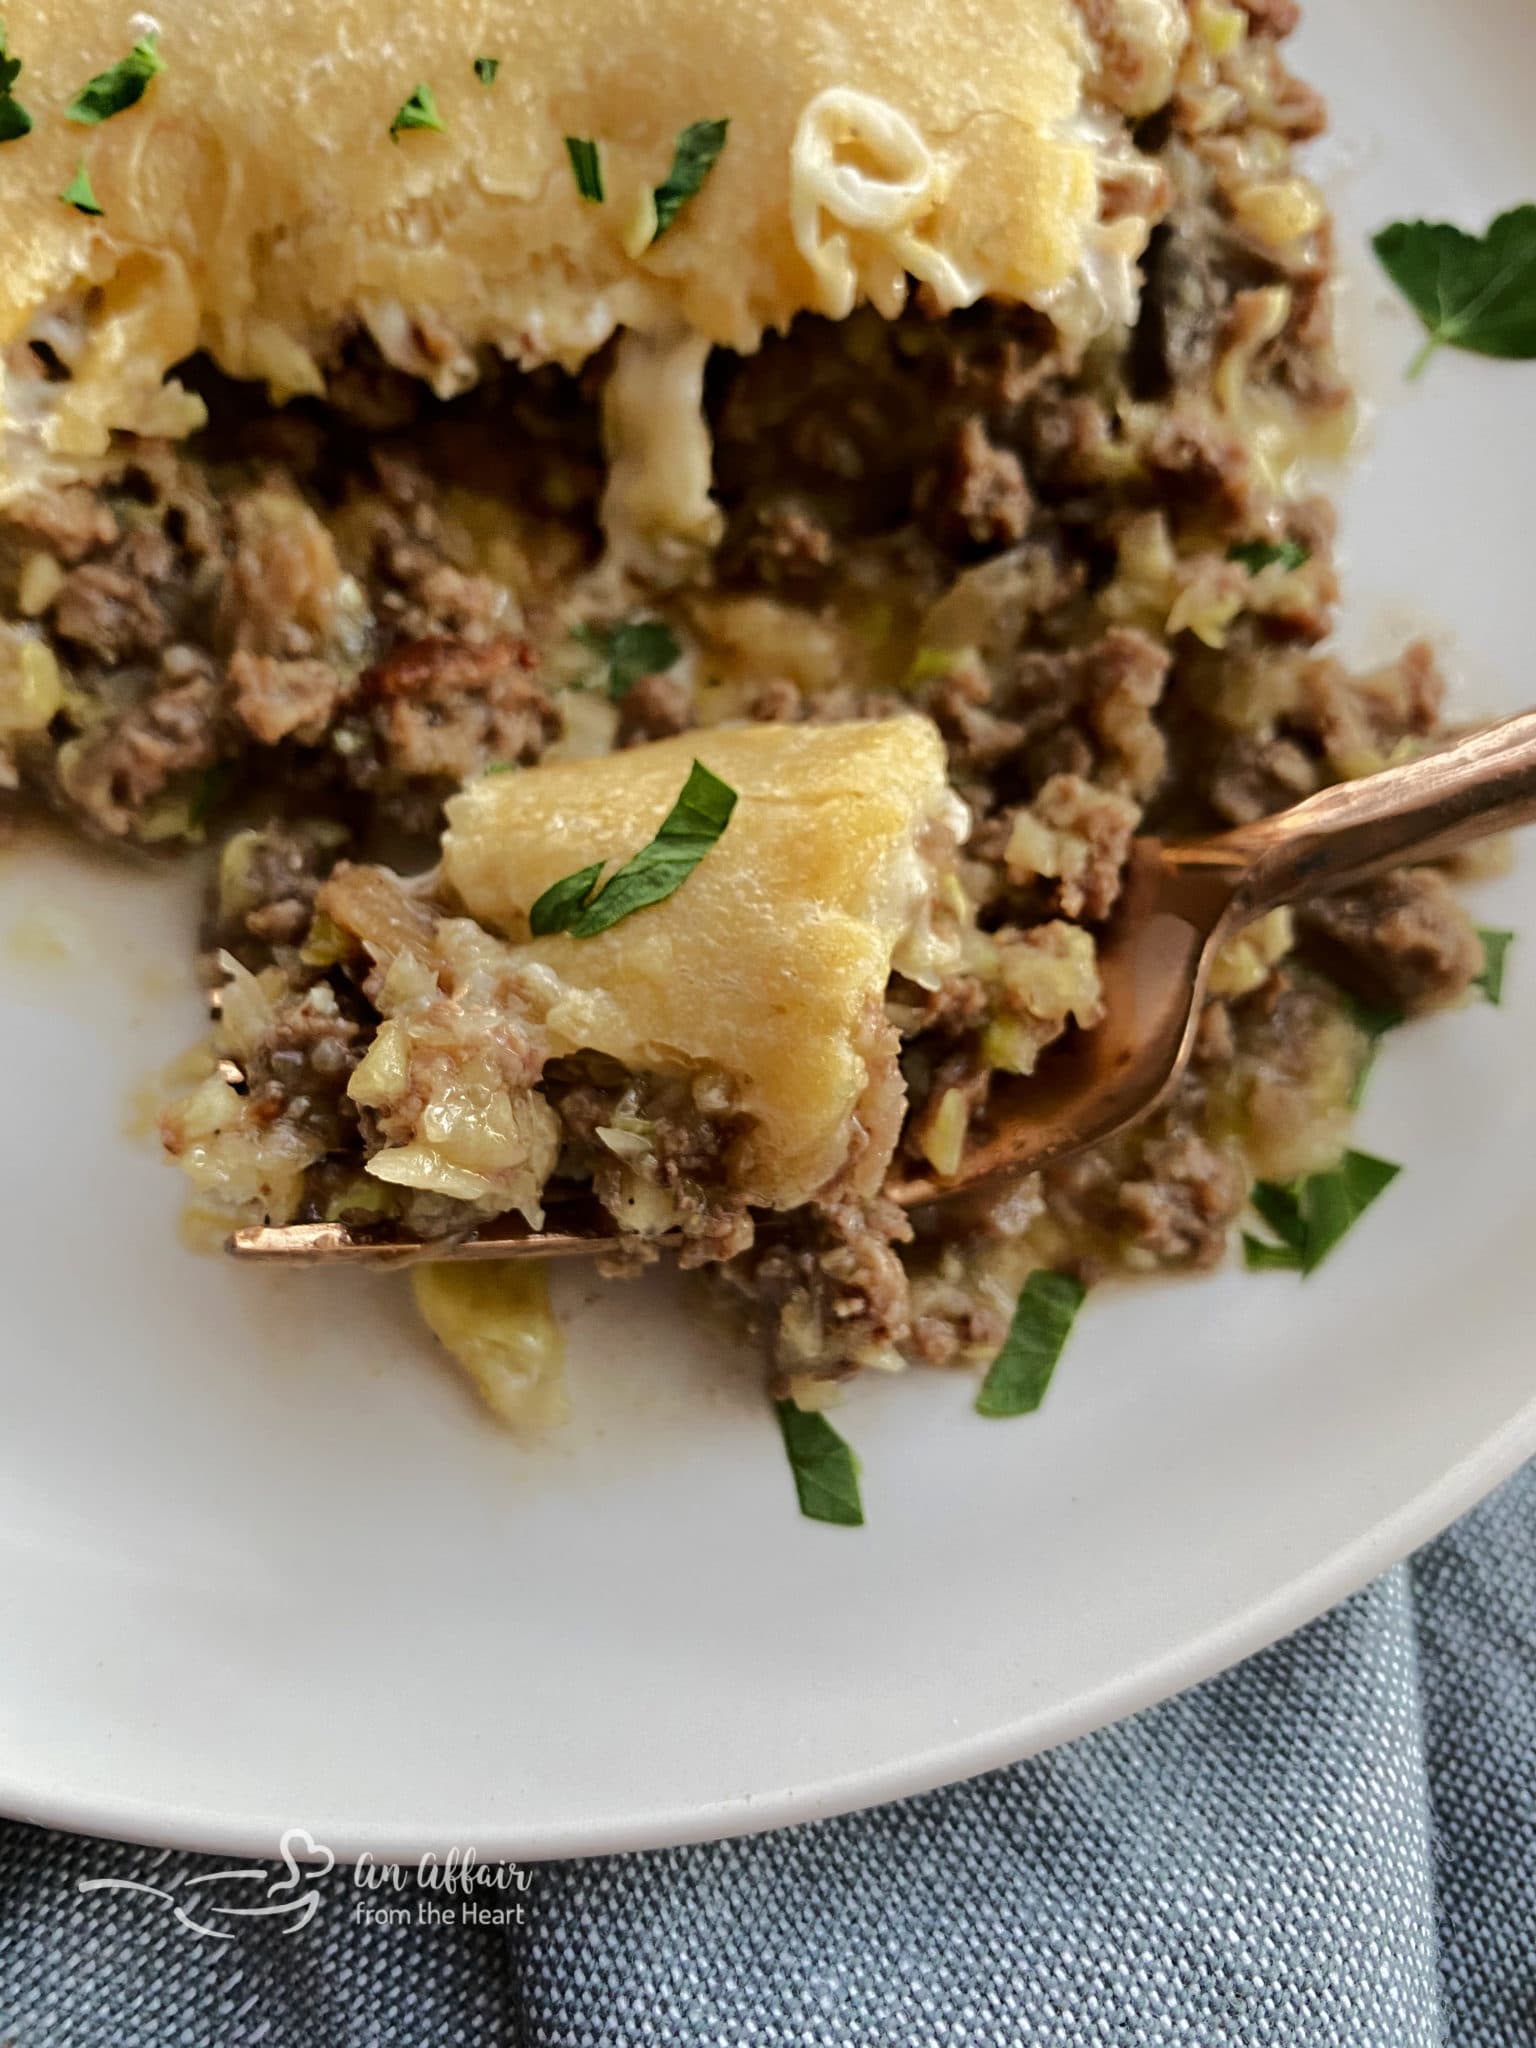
[2,1462,1530,2047]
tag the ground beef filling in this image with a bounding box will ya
[1,0,1488,1387]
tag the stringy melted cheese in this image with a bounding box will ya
[0,0,1106,492]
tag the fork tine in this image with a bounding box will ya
[227,1211,678,1265]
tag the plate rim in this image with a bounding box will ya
[2,0,1533,1873]
[5,1393,1531,1863]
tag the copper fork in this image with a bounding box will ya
[230,709,1536,1267]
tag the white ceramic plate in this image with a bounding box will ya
[2,0,1532,1863]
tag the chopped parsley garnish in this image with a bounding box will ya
[975,1271,1086,1418]
[571,618,679,698]
[1475,927,1515,1005]
[60,159,103,216]
[1242,1150,1401,1276]
[650,118,729,239]
[529,859,605,932]
[0,24,31,141]
[529,759,737,939]
[775,1401,863,1527]
[473,56,500,87]
[1243,1234,1307,1274]
[390,82,444,140]
[565,136,604,203]
[1373,206,1536,380]
[1339,989,1405,1109]
[1229,539,1310,575]
[66,34,162,124]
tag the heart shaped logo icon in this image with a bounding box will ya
[276,1826,336,1888]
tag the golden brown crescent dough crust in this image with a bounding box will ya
[0,0,1103,475]
[442,718,966,1210]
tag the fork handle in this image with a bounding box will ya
[1175,709,1536,915]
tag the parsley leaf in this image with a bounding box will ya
[1250,1178,1306,1255]
[565,136,604,204]
[473,56,499,87]
[60,159,103,216]
[1229,539,1311,575]
[67,34,162,124]
[530,760,737,939]
[1473,927,1515,1005]
[1339,988,1405,1109]
[1242,1234,1306,1273]
[571,618,679,698]
[1244,1150,1401,1276]
[390,82,444,140]
[1300,1152,1400,1270]
[0,23,30,140]
[976,1271,1086,1418]
[1340,991,1408,1041]
[775,1402,864,1527]
[651,118,729,239]
[1373,206,1536,380]
[527,860,604,934]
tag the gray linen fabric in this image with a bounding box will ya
[1,1463,1530,2048]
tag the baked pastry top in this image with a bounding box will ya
[443,717,967,1207]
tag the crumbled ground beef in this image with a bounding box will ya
[917,420,1033,557]
[906,1274,1011,1370]
[359,634,555,787]
[1114,1127,1250,1268]
[240,988,364,1158]
[899,970,991,1044]
[6,17,1488,1393]
[52,560,172,666]
[740,1195,916,1388]
[2,373,581,846]
[56,661,221,837]
[1143,409,1257,526]
[370,531,514,646]
[1167,640,1445,838]
[1002,772,1141,921]
[746,676,805,725]
[1297,870,1484,1015]
[545,1064,755,1268]
[230,652,349,746]
[997,627,1172,801]
[219,488,351,658]
[924,657,1028,780]
[1205,732,1321,827]
[205,818,352,968]
[1218,969,1363,1184]
[616,671,694,747]
[1134,214,1240,396]
[1296,642,1443,780]
[1044,1087,1249,1274]
[2,483,120,563]
[720,495,837,589]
